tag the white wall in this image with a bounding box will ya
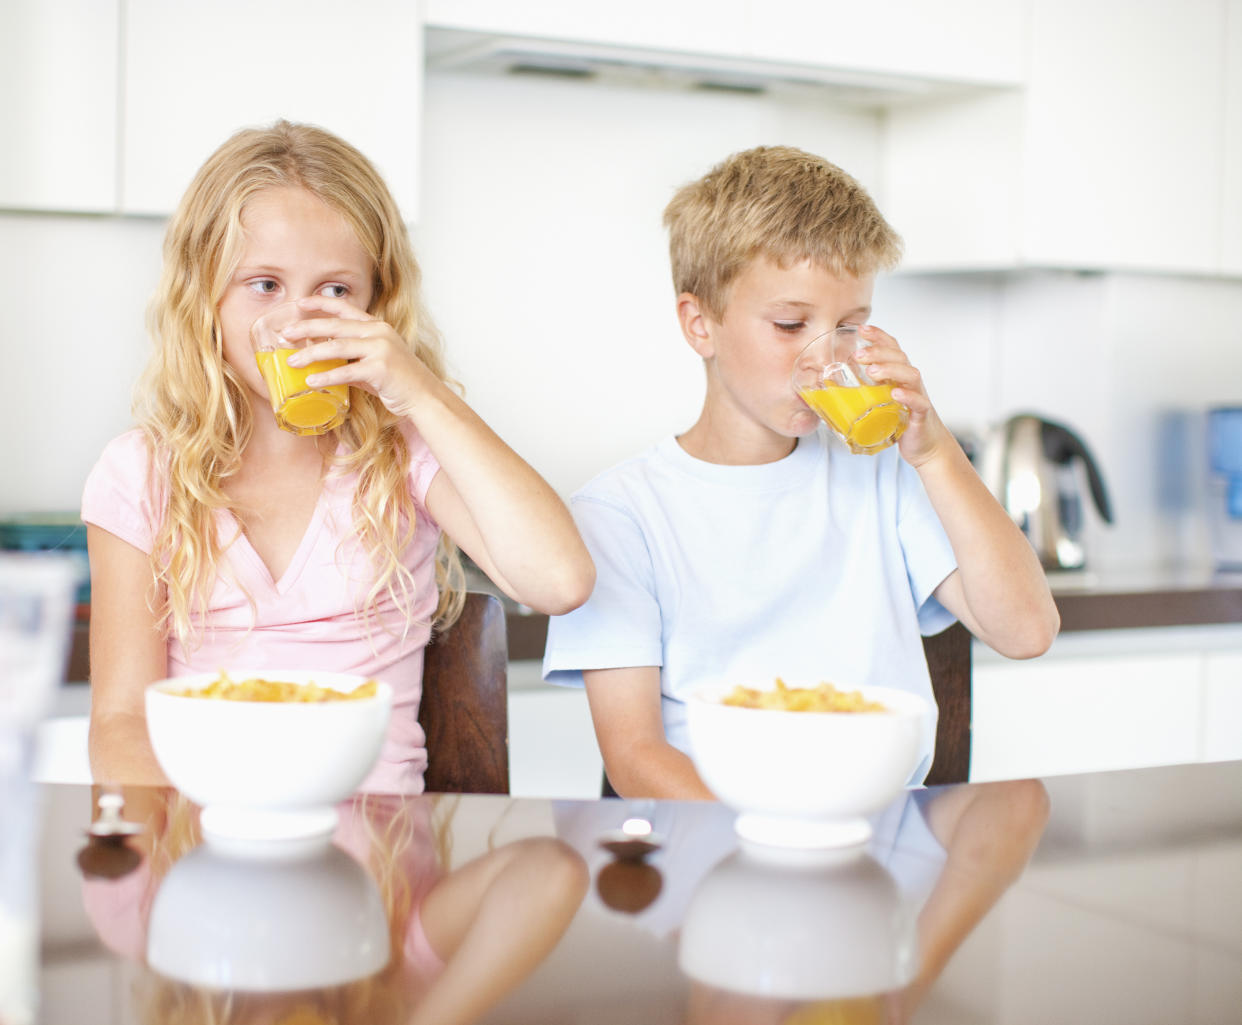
[3,68,1242,574]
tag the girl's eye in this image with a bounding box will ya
[249,279,279,295]
[774,321,806,334]
[319,284,349,299]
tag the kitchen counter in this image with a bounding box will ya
[63,569,1242,681]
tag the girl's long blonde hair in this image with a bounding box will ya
[136,120,464,643]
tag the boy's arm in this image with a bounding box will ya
[584,667,716,801]
[85,525,170,786]
[855,324,1059,659]
[916,440,1060,659]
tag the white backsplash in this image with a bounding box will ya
[3,70,1240,575]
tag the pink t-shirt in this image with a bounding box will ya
[80,426,443,793]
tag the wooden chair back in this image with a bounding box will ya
[418,591,510,794]
[922,621,972,785]
[603,620,973,796]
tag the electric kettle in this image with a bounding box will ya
[978,414,1113,571]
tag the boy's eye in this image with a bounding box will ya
[319,284,349,299]
[774,321,806,333]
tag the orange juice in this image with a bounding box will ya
[800,383,908,455]
[255,349,350,436]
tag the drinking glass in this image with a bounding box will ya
[250,302,350,436]
[791,326,908,455]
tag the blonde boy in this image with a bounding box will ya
[544,146,1058,799]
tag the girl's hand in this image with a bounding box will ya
[853,324,954,469]
[282,294,434,419]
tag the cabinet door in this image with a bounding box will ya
[886,0,1230,275]
[0,0,119,213]
[970,652,1202,782]
[1020,0,1224,273]
[122,0,423,220]
[1223,0,1242,275]
[745,0,1024,86]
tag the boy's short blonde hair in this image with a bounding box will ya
[663,146,902,320]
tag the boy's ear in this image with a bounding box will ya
[676,293,715,358]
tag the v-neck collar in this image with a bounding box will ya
[218,485,330,597]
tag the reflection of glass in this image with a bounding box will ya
[679,844,916,1005]
[792,326,908,455]
[147,842,389,991]
[250,301,350,435]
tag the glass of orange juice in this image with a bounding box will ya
[249,303,350,436]
[791,326,908,455]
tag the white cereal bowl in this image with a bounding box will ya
[686,681,930,849]
[145,670,392,846]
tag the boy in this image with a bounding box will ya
[543,146,1059,799]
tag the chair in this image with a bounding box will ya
[419,591,510,794]
[921,621,972,786]
[602,620,973,796]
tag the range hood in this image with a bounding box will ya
[425,27,1003,107]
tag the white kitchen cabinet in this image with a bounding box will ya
[425,0,1022,88]
[746,0,1024,87]
[970,651,1203,782]
[0,0,119,213]
[884,0,1231,276]
[1223,0,1242,275]
[121,0,423,220]
[969,624,1242,783]
[1201,650,1242,763]
[424,0,751,59]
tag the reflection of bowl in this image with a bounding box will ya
[146,671,391,843]
[686,683,929,847]
[679,846,916,999]
[148,842,389,991]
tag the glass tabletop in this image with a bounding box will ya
[19,760,1242,1025]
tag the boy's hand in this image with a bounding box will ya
[853,324,954,469]
[281,294,436,419]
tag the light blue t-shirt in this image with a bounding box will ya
[543,428,958,779]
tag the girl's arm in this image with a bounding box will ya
[85,525,170,785]
[287,296,595,616]
[856,325,1059,659]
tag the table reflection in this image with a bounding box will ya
[77,790,588,1025]
[557,778,1049,1025]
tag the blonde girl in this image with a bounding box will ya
[82,120,594,791]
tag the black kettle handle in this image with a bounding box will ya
[1040,420,1114,524]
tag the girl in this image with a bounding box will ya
[82,120,594,792]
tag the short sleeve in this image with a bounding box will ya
[895,459,958,636]
[80,431,163,555]
[542,494,664,688]
[400,421,442,506]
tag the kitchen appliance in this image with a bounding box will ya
[1208,407,1242,570]
[979,414,1113,571]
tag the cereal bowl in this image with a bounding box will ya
[686,680,930,849]
[145,670,392,846]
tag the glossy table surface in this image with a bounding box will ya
[28,759,1242,1025]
